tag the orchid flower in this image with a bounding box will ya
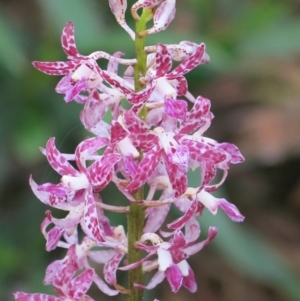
[14,268,95,301]
[30,137,121,243]
[33,22,135,102]
[120,228,217,293]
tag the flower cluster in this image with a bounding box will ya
[14,1,244,301]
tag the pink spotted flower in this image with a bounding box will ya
[33,22,135,103]
[14,268,95,301]
[120,228,217,293]
[31,136,121,244]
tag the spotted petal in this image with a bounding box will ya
[66,269,94,301]
[88,153,121,191]
[46,137,80,177]
[168,43,206,78]
[104,253,124,285]
[75,136,109,172]
[29,176,71,210]
[41,215,64,251]
[126,148,161,193]
[109,0,135,40]
[14,292,61,301]
[167,199,198,230]
[163,147,189,197]
[81,188,105,242]
[55,75,87,103]
[178,96,212,135]
[123,110,159,151]
[164,98,187,120]
[127,84,155,105]
[218,142,245,164]
[61,21,80,58]
[155,44,172,77]
[146,0,176,35]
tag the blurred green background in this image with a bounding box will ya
[1,0,300,300]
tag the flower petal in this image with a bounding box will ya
[157,247,173,272]
[167,199,198,230]
[184,217,200,244]
[43,259,65,285]
[127,84,155,105]
[217,198,245,222]
[164,98,187,120]
[178,95,212,135]
[163,150,188,197]
[171,230,186,249]
[75,136,109,172]
[66,268,94,300]
[88,153,121,191]
[218,142,245,164]
[104,253,124,285]
[110,120,127,144]
[32,61,75,75]
[61,21,80,57]
[184,227,218,256]
[182,265,197,292]
[109,0,135,40]
[146,0,176,35]
[29,176,70,210]
[41,216,64,251]
[134,270,165,290]
[81,188,105,242]
[119,251,155,271]
[45,207,82,236]
[123,110,159,151]
[126,148,161,193]
[168,43,206,78]
[14,292,61,301]
[99,69,133,94]
[170,75,187,95]
[155,44,172,77]
[165,264,183,293]
[46,137,80,177]
[63,76,88,103]
[93,273,119,296]
[144,203,171,233]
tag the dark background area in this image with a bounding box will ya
[1,0,300,300]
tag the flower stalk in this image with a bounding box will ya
[126,9,150,301]
[127,190,145,301]
[133,8,150,92]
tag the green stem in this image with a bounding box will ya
[126,9,150,301]
[133,14,148,92]
[127,190,144,301]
